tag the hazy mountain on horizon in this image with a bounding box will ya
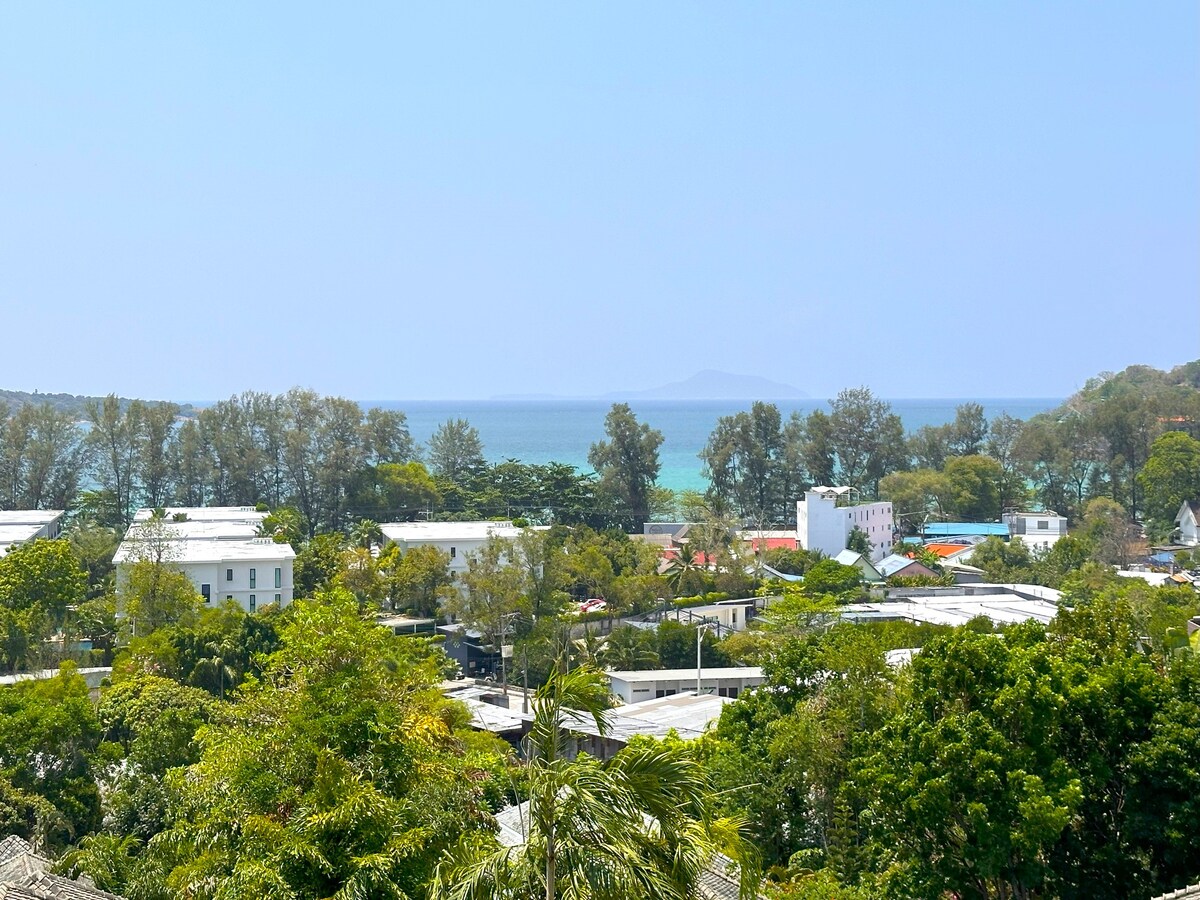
[491,369,809,402]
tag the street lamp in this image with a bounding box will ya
[696,621,714,695]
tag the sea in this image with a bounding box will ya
[364,399,1061,494]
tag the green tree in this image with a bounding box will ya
[1139,431,1200,538]
[801,559,863,598]
[428,418,487,482]
[380,543,453,616]
[433,666,757,900]
[588,403,664,530]
[943,455,1004,521]
[803,389,906,499]
[140,589,506,900]
[601,626,660,671]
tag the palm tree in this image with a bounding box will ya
[432,667,758,900]
[663,545,701,597]
[600,626,660,671]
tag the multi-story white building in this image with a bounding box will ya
[796,487,894,561]
[379,520,523,579]
[1002,511,1069,552]
[115,506,295,613]
[0,510,65,557]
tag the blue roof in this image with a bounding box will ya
[923,523,1010,537]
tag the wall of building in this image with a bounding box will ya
[190,559,294,613]
[609,672,763,703]
[798,492,894,561]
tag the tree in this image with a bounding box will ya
[429,418,487,482]
[432,666,757,900]
[803,389,906,498]
[943,455,1004,521]
[801,559,863,598]
[588,403,664,530]
[1139,431,1200,538]
[701,402,798,525]
[380,543,453,616]
[601,626,660,671]
[1081,498,1138,566]
[137,589,506,900]
[880,469,952,534]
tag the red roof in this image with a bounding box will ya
[747,537,798,551]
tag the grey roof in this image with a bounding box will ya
[876,554,924,577]
[0,835,125,900]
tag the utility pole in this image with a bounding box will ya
[498,612,519,698]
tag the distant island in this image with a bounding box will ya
[0,388,195,418]
[492,369,809,402]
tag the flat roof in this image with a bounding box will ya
[115,537,294,564]
[924,523,1010,537]
[607,667,763,684]
[565,691,731,742]
[380,521,521,543]
[841,595,1059,627]
[132,506,267,523]
[0,524,56,557]
[0,510,64,526]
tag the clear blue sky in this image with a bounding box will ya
[1,3,1196,401]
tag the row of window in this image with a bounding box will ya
[199,584,282,610]
[224,567,283,588]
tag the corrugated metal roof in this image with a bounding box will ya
[924,523,1010,537]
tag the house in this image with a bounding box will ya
[0,509,65,557]
[1176,501,1200,547]
[437,623,501,678]
[561,691,732,760]
[1003,510,1068,551]
[114,506,295,613]
[834,549,884,583]
[876,553,939,580]
[607,666,763,703]
[379,520,523,581]
[796,487,894,561]
[0,833,125,899]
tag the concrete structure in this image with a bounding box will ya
[796,487,893,561]
[0,509,65,557]
[842,583,1062,628]
[115,507,294,613]
[380,520,523,580]
[607,666,763,703]
[1003,510,1068,552]
[1176,501,1200,547]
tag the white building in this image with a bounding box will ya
[606,666,763,703]
[1176,501,1200,547]
[379,520,523,579]
[796,487,894,561]
[1003,510,1069,552]
[0,510,65,557]
[115,506,295,613]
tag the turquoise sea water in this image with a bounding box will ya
[365,399,1061,494]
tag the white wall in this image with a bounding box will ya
[798,492,894,562]
[608,672,764,703]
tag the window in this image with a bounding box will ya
[249,595,256,612]
[201,584,211,603]
[249,568,256,588]
[226,595,233,602]
[274,567,282,589]
[1037,520,1049,530]
[226,568,234,582]
[450,546,456,559]
[274,593,281,604]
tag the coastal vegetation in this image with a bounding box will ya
[0,359,1198,898]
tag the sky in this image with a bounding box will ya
[1,3,1196,402]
